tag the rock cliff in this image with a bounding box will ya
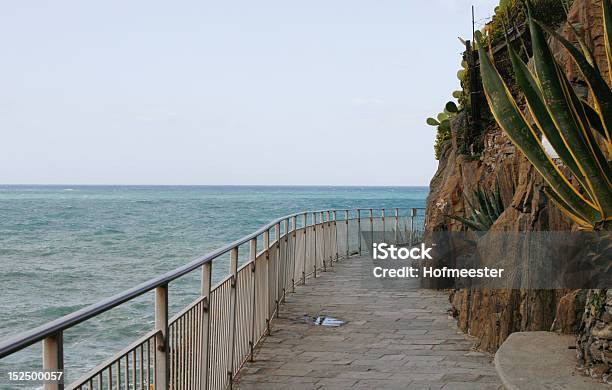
[424,0,611,381]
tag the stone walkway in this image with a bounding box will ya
[234,256,502,390]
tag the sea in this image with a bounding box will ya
[0,185,428,387]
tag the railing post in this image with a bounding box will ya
[274,223,281,317]
[42,332,64,390]
[345,210,349,258]
[282,218,289,302]
[155,284,169,390]
[394,208,399,245]
[302,214,307,284]
[332,211,338,264]
[249,238,257,362]
[201,263,212,390]
[263,229,271,335]
[320,211,326,271]
[228,247,238,389]
[357,209,362,255]
[369,209,373,252]
[410,208,417,246]
[312,212,317,277]
[291,216,297,292]
[381,208,386,243]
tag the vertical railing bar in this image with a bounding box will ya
[154,285,168,390]
[117,358,121,390]
[274,223,281,317]
[320,211,326,271]
[369,208,373,253]
[139,344,144,390]
[263,229,271,336]
[153,337,155,387]
[394,208,399,245]
[382,208,386,243]
[108,364,112,390]
[333,211,338,264]
[410,208,416,246]
[200,262,212,390]
[345,210,349,258]
[312,212,317,277]
[193,302,199,390]
[282,218,289,302]
[125,349,129,390]
[187,309,193,390]
[291,216,297,292]
[227,246,238,389]
[190,307,194,390]
[171,323,176,389]
[249,237,257,362]
[42,331,64,390]
[302,214,307,284]
[327,211,332,266]
[179,317,183,390]
[146,338,151,389]
[357,209,362,255]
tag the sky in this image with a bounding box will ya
[0,0,499,186]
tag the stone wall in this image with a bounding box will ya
[424,0,611,381]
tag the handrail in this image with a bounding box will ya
[0,208,341,358]
[0,206,426,390]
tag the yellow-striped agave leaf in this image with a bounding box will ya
[528,8,612,218]
[474,31,601,225]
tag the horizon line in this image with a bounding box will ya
[0,183,430,188]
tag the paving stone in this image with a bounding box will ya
[233,257,501,389]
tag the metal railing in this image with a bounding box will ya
[0,207,425,390]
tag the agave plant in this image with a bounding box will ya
[475,0,612,231]
[450,180,506,231]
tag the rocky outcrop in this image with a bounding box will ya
[424,0,611,381]
[578,289,612,381]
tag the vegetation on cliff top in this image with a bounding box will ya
[475,0,612,230]
[426,0,574,162]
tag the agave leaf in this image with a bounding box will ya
[528,9,612,218]
[427,117,440,126]
[475,188,494,226]
[603,0,612,80]
[581,100,607,138]
[449,215,487,231]
[536,20,612,146]
[559,70,612,187]
[543,187,592,228]
[471,209,490,229]
[463,193,490,228]
[475,30,601,225]
[507,43,590,194]
[482,186,497,220]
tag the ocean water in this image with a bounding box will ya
[0,185,427,387]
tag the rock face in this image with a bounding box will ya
[424,0,611,381]
[578,289,612,381]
